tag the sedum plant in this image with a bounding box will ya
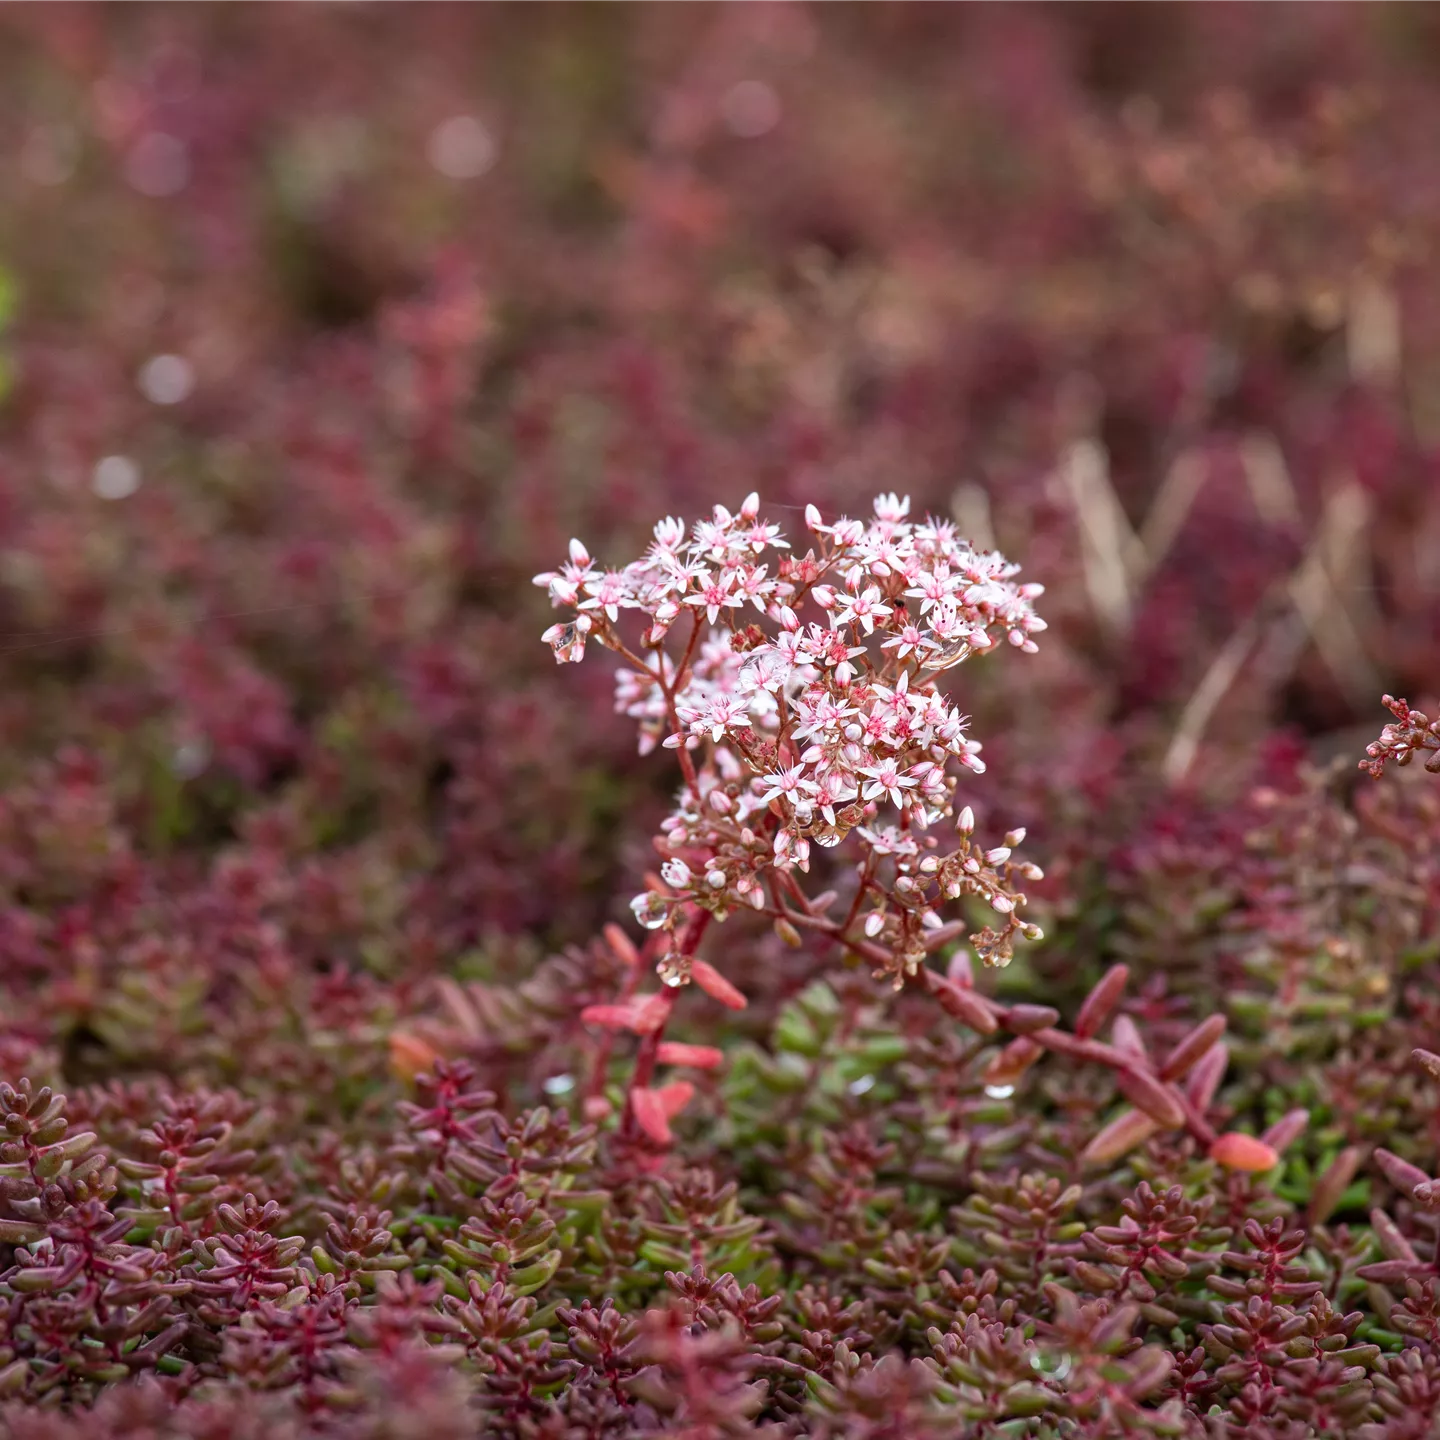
[4,5,1440,1436]
[534,490,1048,990]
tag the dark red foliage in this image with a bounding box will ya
[1,4,1440,1436]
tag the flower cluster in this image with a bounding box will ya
[1361,695,1440,779]
[537,493,1047,987]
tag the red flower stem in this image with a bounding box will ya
[1029,1027,1217,1144]
[611,615,704,798]
[620,907,712,1139]
[766,893,1217,1146]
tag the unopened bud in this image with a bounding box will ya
[709,789,732,814]
[741,490,760,519]
[958,806,975,834]
[706,869,727,889]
